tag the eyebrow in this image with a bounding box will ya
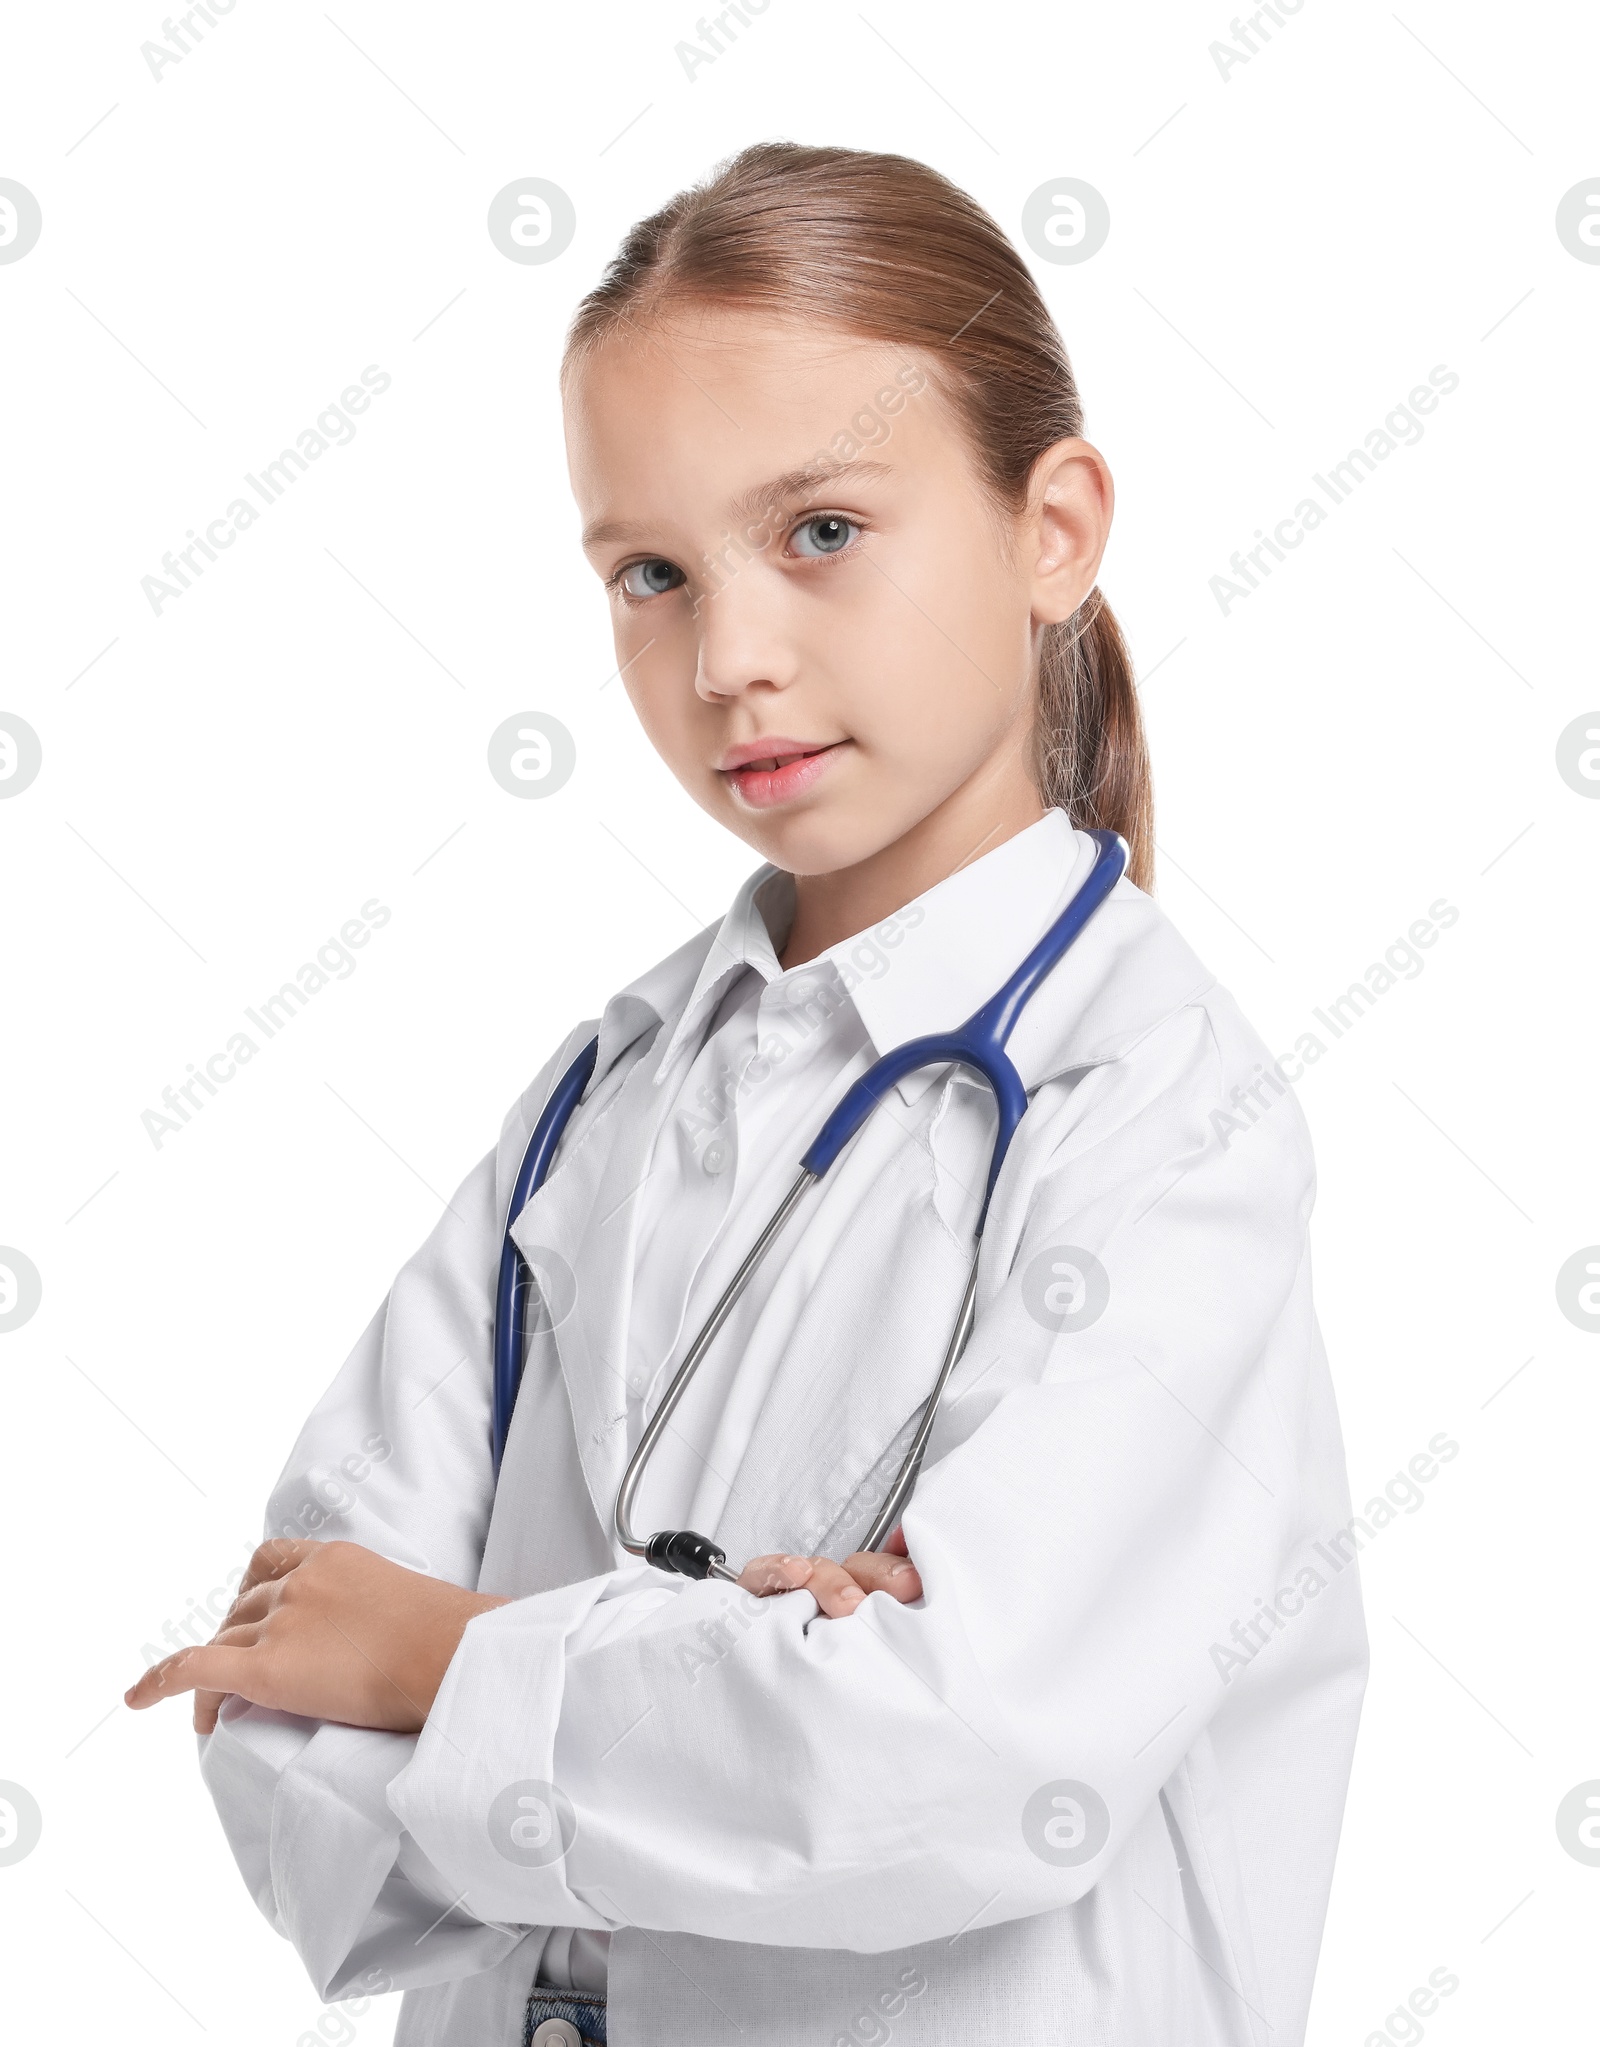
[730,459,893,531]
[581,459,894,553]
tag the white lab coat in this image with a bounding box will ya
[199,814,1367,2047]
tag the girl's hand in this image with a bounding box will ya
[123,1538,510,1736]
[738,1525,923,1617]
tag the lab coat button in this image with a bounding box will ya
[530,2022,584,2047]
[702,1138,731,1174]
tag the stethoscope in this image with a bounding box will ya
[493,827,1128,1585]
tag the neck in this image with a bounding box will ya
[779,767,1048,970]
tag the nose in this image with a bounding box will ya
[692,555,797,704]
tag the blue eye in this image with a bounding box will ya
[789,515,858,558]
[620,558,685,598]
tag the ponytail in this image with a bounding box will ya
[1036,592,1153,890]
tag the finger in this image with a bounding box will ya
[804,1559,868,1618]
[193,1689,227,1736]
[738,1554,817,1597]
[840,1549,923,1602]
[238,1537,314,1598]
[884,1525,909,1557]
[185,1620,262,1730]
[219,1579,279,1631]
[124,1622,260,1710]
[125,1638,262,1711]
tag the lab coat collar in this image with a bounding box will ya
[582,871,789,1099]
[647,873,790,1084]
[584,808,1215,1113]
[818,809,1090,1105]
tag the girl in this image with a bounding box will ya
[128,143,1366,2047]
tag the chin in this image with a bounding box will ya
[732,804,904,879]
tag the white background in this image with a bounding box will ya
[1,0,1596,2040]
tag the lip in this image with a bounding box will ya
[716,737,845,810]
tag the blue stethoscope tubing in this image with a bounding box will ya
[492,826,1129,1581]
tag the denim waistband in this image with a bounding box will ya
[523,1985,607,2047]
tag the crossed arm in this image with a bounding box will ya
[125,1530,924,1735]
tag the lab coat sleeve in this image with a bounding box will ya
[198,1036,587,1995]
[386,997,1356,1951]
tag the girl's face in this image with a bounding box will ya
[564,306,1109,881]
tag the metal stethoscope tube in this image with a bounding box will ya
[611,1176,983,1582]
[493,828,1129,1584]
[612,1168,816,1583]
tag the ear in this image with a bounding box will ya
[1027,438,1114,625]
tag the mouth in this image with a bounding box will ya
[717,738,846,810]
